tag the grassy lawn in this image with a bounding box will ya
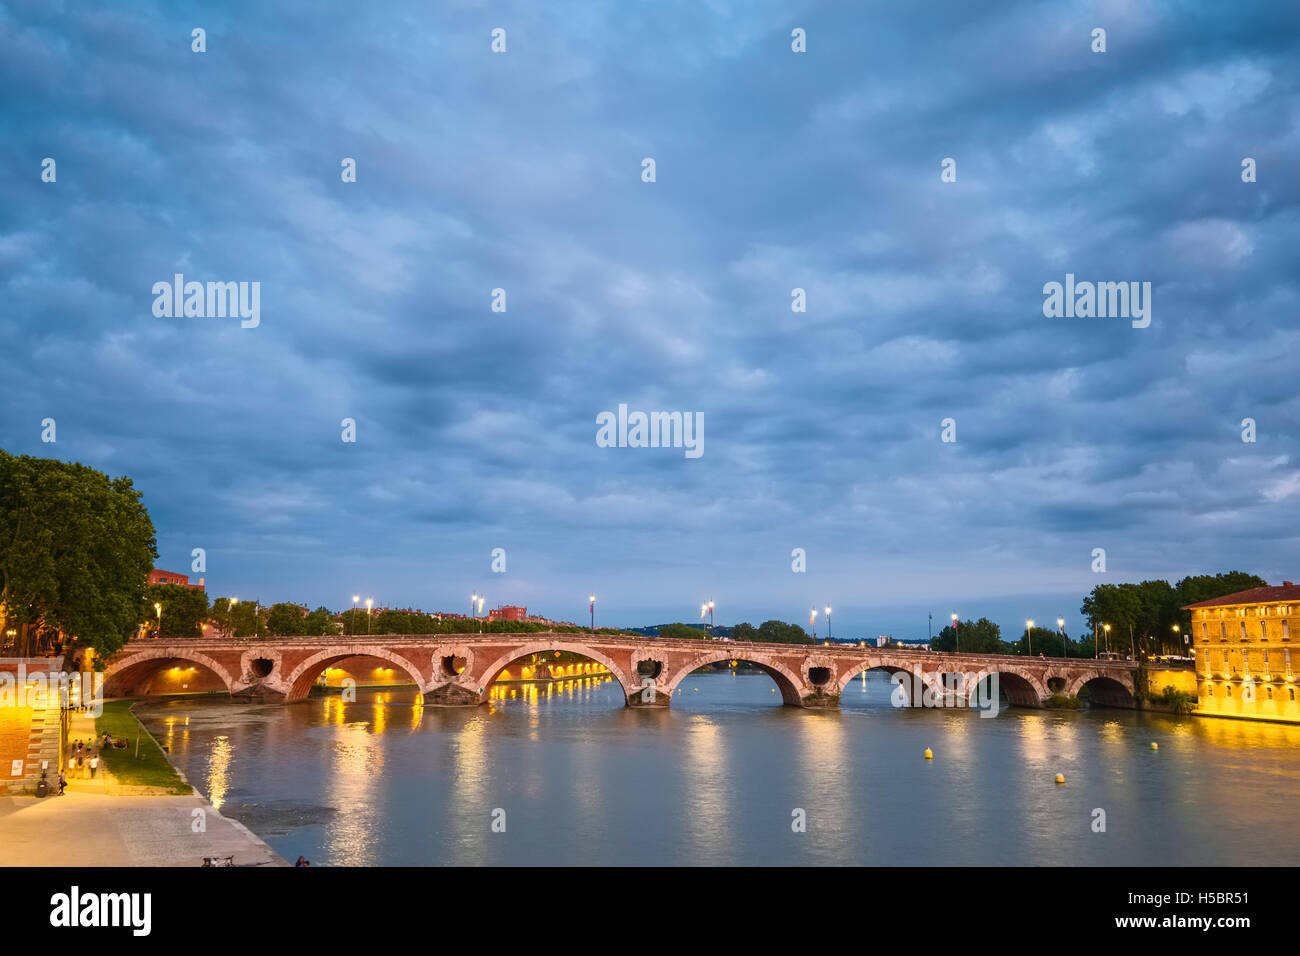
[93,700,192,794]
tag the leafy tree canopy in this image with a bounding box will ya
[0,452,157,659]
[144,582,209,639]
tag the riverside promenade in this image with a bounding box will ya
[0,709,286,867]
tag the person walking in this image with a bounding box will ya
[58,771,66,795]
[89,753,99,779]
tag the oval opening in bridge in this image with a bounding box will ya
[636,658,662,679]
[250,658,274,678]
[808,666,831,687]
[440,655,467,678]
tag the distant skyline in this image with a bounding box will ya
[3,3,1297,644]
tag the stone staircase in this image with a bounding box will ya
[21,705,63,794]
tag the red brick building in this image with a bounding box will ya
[148,569,205,590]
[488,606,527,622]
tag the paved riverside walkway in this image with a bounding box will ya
[0,709,286,867]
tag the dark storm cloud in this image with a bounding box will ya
[1,0,1297,637]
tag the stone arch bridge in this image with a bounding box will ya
[103,634,1139,710]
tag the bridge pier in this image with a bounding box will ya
[801,690,839,709]
[423,683,482,706]
[232,684,287,704]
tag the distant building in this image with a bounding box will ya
[1185,580,1300,723]
[148,569,204,590]
[489,606,527,622]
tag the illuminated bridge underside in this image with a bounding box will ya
[105,635,1139,710]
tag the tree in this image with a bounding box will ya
[755,620,812,644]
[1009,625,1065,657]
[265,603,307,636]
[144,583,209,639]
[730,622,759,642]
[658,622,708,640]
[930,617,1005,653]
[303,607,337,636]
[210,597,259,637]
[0,452,157,658]
[1083,572,1268,657]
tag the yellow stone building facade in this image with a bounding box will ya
[1187,582,1300,723]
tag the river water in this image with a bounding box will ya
[136,671,1300,866]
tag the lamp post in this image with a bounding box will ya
[810,609,817,642]
[951,612,959,653]
[1058,618,1066,658]
[708,600,715,636]
[252,600,259,638]
[825,606,832,643]
[229,597,238,638]
[1026,620,1034,656]
[589,596,596,633]
[1104,623,1111,656]
[1172,624,1180,658]
[352,595,359,635]
[365,598,373,635]
[154,603,162,640]
[477,597,484,633]
[471,593,477,622]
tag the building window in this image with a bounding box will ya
[1241,621,1247,640]
[1284,621,1290,640]
[1290,688,1296,701]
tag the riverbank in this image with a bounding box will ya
[0,700,287,866]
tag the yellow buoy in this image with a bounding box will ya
[771,688,776,693]
[923,748,933,760]
[1150,742,1158,751]
[1055,773,1065,784]
[693,688,698,692]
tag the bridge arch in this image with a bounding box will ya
[1066,673,1136,708]
[283,647,427,702]
[965,667,1050,707]
[473,641,636,705]
[835,658,948,707]
[103,648,236,698]
[663,652,807,705]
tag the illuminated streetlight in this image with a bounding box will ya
[1026,620,1034,656]
[1103,623,1111,657]
[708,600,715,637]
[810,608,818,641]
[471,593,477,620]
[589,596,596,633]
[154,602,162,640]
[366,597,374,635]
[477,597,484,633]
[1058,617,1066,658]
[951,612,959,653]
[825,607,832,643]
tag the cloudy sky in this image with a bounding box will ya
[2,0,1297,639]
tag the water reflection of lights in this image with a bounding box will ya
[323,722,385,866]
[682,717,726,850]
[207,735,231,810]
[488,676,613,703]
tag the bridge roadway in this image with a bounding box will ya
[103,633,1140,709]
